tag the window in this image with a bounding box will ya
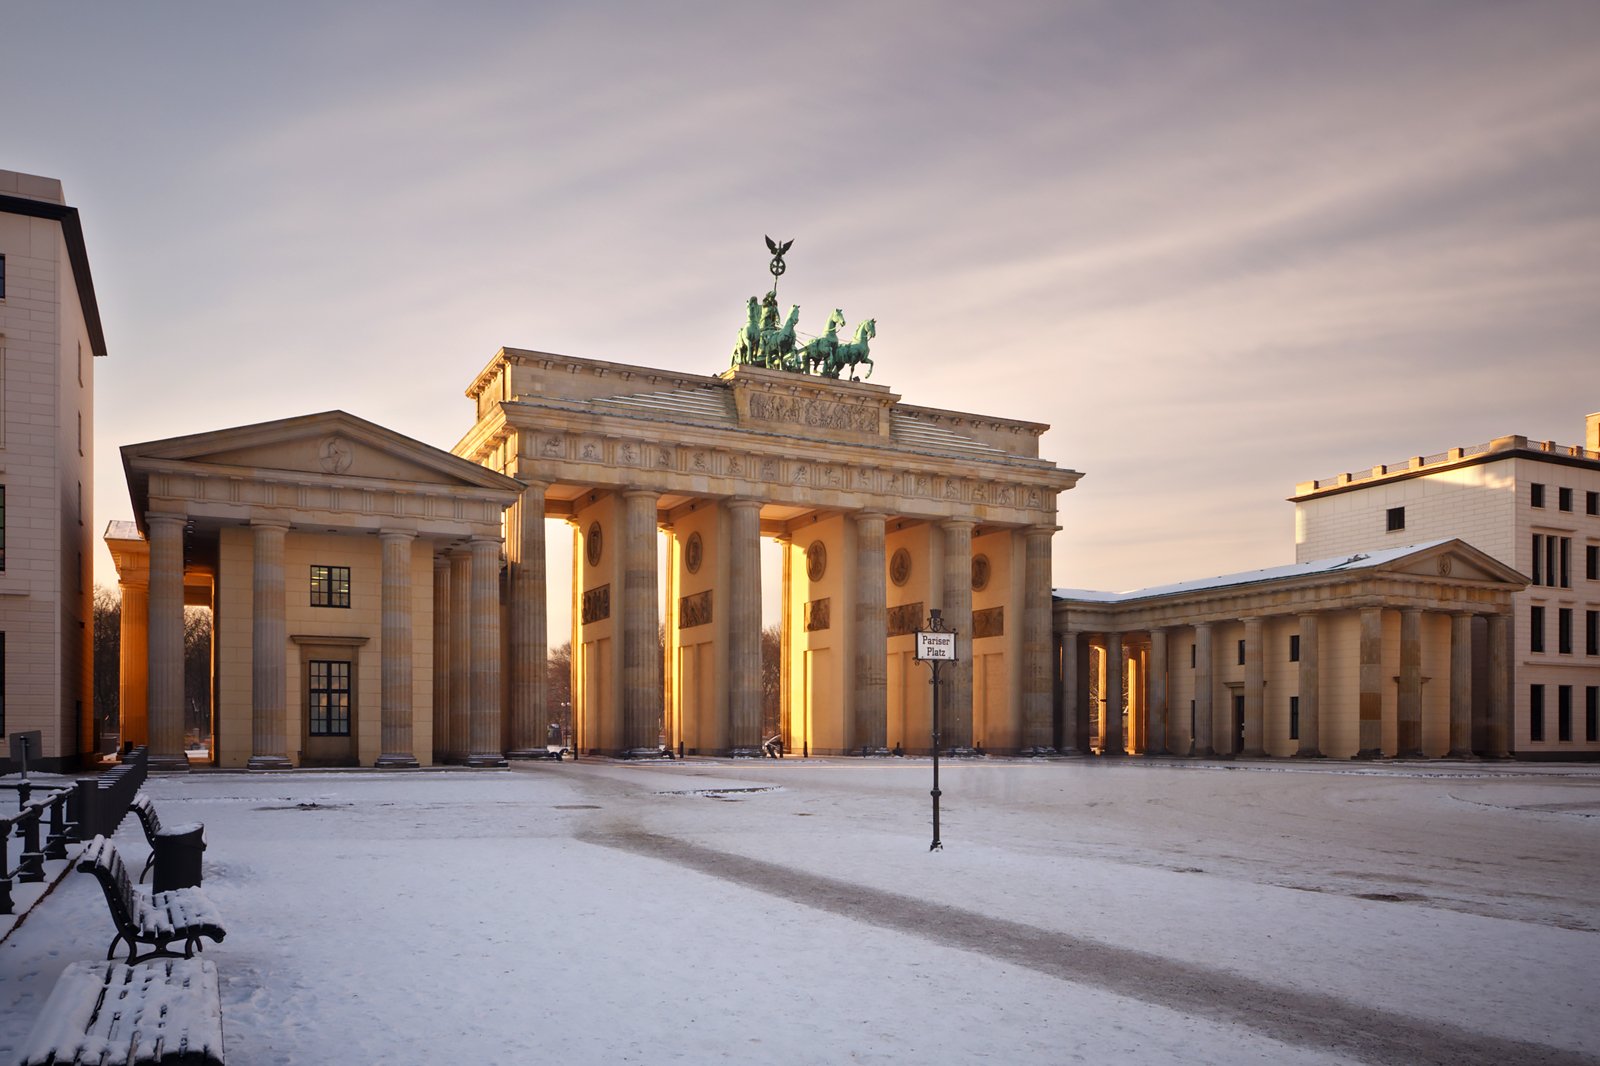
[310,565,351,608]
[1558,685,1573,742]
[77,412,82,455]
[0,485,6,571]
[0,253,6,299]
[1559,608,1573,654]
[1288,634,1300,662]
[1588,610,1598,656]
[1531,606,1545,652]
[1190,643,1196,669]
[1588,491,1599,516]
[1531,483,1545,508]
[1237,639,1246,665]
[1386,506,1405,532]
[309,660,351,736]
[0,632,6,734]
[1532,535,1572,588]
[1588,687,1598,743]
[1559,487,1573,512]
[1587,544,1597,581]
[1530,684,1545,741]
[1289,696,1300,741]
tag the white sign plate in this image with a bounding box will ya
[915,631,956,661]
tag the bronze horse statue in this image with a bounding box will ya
[824,318,875,380]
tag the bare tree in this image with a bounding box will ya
[760,624,781,740]
[93,586,121,741]
[547,641,572,738]
[184,607,212,745]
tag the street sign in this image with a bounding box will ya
[915,631,956,661]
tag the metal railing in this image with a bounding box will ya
[69,746,148,843]
[1,784,74,915]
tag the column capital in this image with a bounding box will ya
[1023,524,1058,539]
[939,517,976,533]
[379,527,418,543]
[146,511,187,530]
[249,517,291,531]
[622,486,658,501]
[855,509,889,523]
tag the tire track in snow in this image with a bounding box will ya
[583,828,1596,1066]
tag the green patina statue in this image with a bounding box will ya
[728,238,879,380]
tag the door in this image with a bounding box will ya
[302,657,357,766]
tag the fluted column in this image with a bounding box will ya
[777,534,794,753]
[118,583,149,748]
[1061,631,1087,755]
[940,520,974,750]
[465,535,506,767]
[1397,607,1424,758]
[1486,611,1511,757]
[622,490,662,755]
[853,511,888,753]
[505,482,549,757]
[1294,613,1322,757]
[1448,612,1474,758]
[1193,623,1214,757]
[1242,617,1265,756]
[1102,632,1124,756]
[1357,606,1384,758]
[728,499,764,754]
[448,549,472,762]
[146,514,189,770]
[248,520,292,770]
[1146,628,1168,757]
[1021,527,1054,754]
[432,554,451,762]
[375,530,419,767]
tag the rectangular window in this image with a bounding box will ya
[310,565,351,608]
[1558,487,1573,512]
[0,485,6,571]
[0,632,6,734]
[77,412,83,455]
[1386,506,1405,532]
[1532,534,1542,585]
[1289,695,1300,741]
[1237,639,1246,666]
[1531,483,1545,508]
[1530,684,1545,741]
[1190,643,1196,669]
[1558,685,1573,742]
[1288,634,1300,662]
[308,660,351,736]
[1588,610,1598,656]
[0,253,6,299]
[1561,537,1571,588]
[1587,687,1598,743]
[1588,491,1599,516]
[1531,606,1545,653]
[1559,608,1573,654]
[1587,544,1597,582]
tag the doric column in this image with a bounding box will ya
[465,535,506,767]
[777,534,794,753]
[1397,607,1424,758]
[939,519,975,750]
[432,554,451,762]
[1102,632,1124,756]
[448,548,472,762]
[728,499,764,754]
[1485,611,1511,758]
[1022,527,1055,754]
[1294,613,1322,757]
[505,482,549,758]
[118,582,149,748]
[622,490,662,755]
[1193,623,1214,757]
[854,511,888,753]
[1060,631,1087,755]
[1146,628,1168,757]
[1242,617,1265,756]
[146,514,189,770]
[375,530,419,767]
[1357,606,1384,758]
[1448,612,1474,758]
[248,520,292,770]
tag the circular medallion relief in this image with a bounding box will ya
[318,435,353,475]
[1437,556,1452,576]
[890,547,912,587]
[586,522,603,568]
[806,540,827,582]
[684,531,704,575]
[971,554,991,592]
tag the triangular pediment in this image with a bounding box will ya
[1375,540,1527,586]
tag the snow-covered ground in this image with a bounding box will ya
[3,758,1598,1065]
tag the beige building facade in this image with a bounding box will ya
[0,170,106,772]
[1293,415,1600,757]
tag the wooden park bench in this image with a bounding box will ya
[76,837,225,965]
[17,957,223,1065]
[129,793,204,884]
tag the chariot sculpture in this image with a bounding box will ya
[729,237,878,380]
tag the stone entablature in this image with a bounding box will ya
[1294,431,1600,499]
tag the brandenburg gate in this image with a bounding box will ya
[454,350,1082,757]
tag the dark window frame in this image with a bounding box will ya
[1558,487,1573,512]
[1587,490,1599,516]
[1531,483,1546,508]
[1587,544,1597,582]
[1530,684,1545,742]
[1587,686,1598,743]
[1289,634,1300,662]
[1289,695,1300,741]
[309,659,351,737]
[1558,685,1573,742]
[1558,608,1573,655]
[1386,506,1405,532]
[1237,639,1246,666]
[1531,605,1545,653]
[310,565,352,608]
[0,253,6,300]
[0,484,6,572]
[1588,610,1598,657]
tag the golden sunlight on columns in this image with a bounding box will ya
[118,582,149,748]
[146,514,188,770]
[1448,613,1474,758]
[727,499,763,754]
[1102,632,1125,756]
[854,511,888,752]
[1242,617,1265,757]
[1193,623,1215,757]
[376,530,419,768]
[505,482,549,757]
[1397,607,1424,758]
[622,490,662,756]
[1147,628,1169,757]
[940,519,975,750]
[1294,613,1322,757]
[1357,607,1385,758]
[247,520,292,771]
[465,535,506,767]
[432,554,451,762]
[1486,612,1512,758]
[777,533,794,752]
[448,549,472,762]
[1021,528,1054,753]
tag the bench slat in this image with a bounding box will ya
[20,958,223,1066]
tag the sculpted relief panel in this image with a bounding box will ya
[747,393,880,435]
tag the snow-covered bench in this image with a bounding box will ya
[18,957,224,1065]
[129,793,204,884]
[76,837,226,965]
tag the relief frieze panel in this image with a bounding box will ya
[582,584,611,625]
[804,598,831,632]
[887,602,924,638]
[973,606,1004,639]
[679,589,713,629]
[747,393,881,435]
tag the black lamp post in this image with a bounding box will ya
[919,609,952,852]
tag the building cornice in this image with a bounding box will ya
[0,192,107,357]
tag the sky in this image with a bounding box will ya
[4,1,1598,606]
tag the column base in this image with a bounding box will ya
[374,754,420,769]
[1241,748,1266,758]
[728,747,766,758]
[1391,750,1424,760]
[622,747,674,760]
[1141,748,1167,758]
[1445,749,1478,760]
[246,755,293,771]
[1020,746,1059,758]
[147,753,192,772]
[1351,748,1383,760]
[465,754,509,768]
[944,746,983,758]
[505,748,551,760]
[1099,747,1126,758]
[1290,748,1325,759]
